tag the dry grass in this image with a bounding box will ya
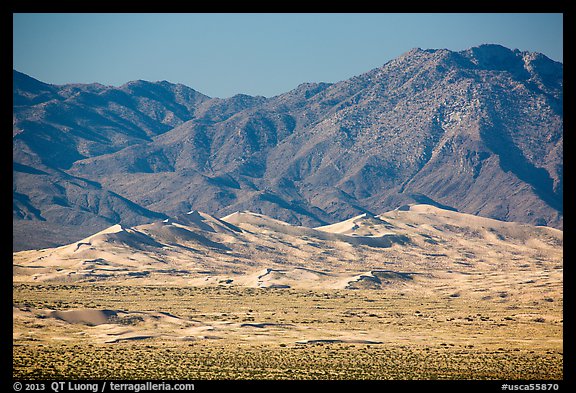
[13,284,562,380]
[13,341,562,380]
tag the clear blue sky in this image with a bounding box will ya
[13,13,563,98]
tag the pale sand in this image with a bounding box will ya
[12,204,563,379]
[13,204,562,302]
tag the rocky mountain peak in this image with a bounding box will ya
[13,44,563,251]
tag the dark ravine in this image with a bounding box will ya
[13,44,563,251]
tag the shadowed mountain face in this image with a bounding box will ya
[13,44,563,251]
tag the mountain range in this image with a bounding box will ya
[13,44,563,251]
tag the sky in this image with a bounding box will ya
[13,13,563,98]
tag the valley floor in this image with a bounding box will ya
[13,284,562,380]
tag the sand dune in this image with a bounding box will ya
[48,309,119,326]
[224,210,409,248]
[13,204,562,299]
[13,204,563,380]
[383,204,563,246]
[173,210,243,234]
[343,270,417,290]
[316,213,394,236]
[13,305,226,344]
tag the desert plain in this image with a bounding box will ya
[13,205,563,379]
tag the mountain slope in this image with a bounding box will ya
[13,44,563,250]
[12,72,263,250]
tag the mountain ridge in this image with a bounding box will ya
[13,44,563,251]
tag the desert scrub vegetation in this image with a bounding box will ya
[13,342,562,380]
[13,283,562,380]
